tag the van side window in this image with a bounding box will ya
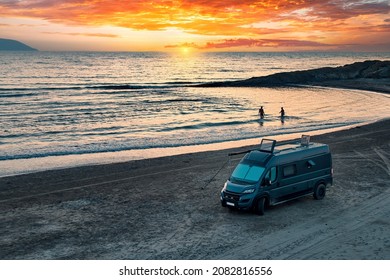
[283,164,296,177]
[270,167,277,182]
[264,167,277,183]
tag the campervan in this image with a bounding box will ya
[220,136,333,215]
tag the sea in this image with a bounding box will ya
[1,51,390,177]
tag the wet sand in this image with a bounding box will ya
[313,78,390,94]
[1,115,389,259]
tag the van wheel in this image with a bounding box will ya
[255,197,265,216]
[314,183,326,200]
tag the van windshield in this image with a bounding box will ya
[231,163,265,184]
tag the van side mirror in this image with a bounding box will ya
[263,178,271,186]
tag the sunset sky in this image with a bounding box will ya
[0,0,389,52]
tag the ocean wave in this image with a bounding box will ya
[142,98,210,104]
[158,119,259,132]
[0,92,41,98]
[0,82,199,93]
[86,82,199,90]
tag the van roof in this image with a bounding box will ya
[274,142,328,155]
[243,141,330,166]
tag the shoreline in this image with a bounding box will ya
[310,78,390,94]
[0,117,383,178]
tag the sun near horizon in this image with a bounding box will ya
[0,1,389,52]
[180,46,191,55]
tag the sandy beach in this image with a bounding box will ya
[1,112,389,259]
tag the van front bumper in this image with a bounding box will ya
[220,191,254,210]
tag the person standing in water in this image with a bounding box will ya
[280,107,285,118]
[259,106,265,119]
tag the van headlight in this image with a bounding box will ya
[243,188,255,194]
[221,182,227,192]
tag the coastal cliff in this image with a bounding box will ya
[0,38,37,51]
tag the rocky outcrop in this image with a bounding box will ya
[200,60,390,87]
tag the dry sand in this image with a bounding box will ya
[1,116,389,260]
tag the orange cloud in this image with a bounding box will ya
[1,0,389,50]
[1,1,388,31]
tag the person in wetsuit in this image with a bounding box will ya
[280,107,285,118]
[259,106,265,119]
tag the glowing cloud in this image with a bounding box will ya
[165,38,330,50]
[0,0,389,51]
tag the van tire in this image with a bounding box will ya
[314,183,326,200]
[255,197,266,216]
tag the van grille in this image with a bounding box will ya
[224,190,240,201]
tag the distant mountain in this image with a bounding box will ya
[0,38,38,51]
